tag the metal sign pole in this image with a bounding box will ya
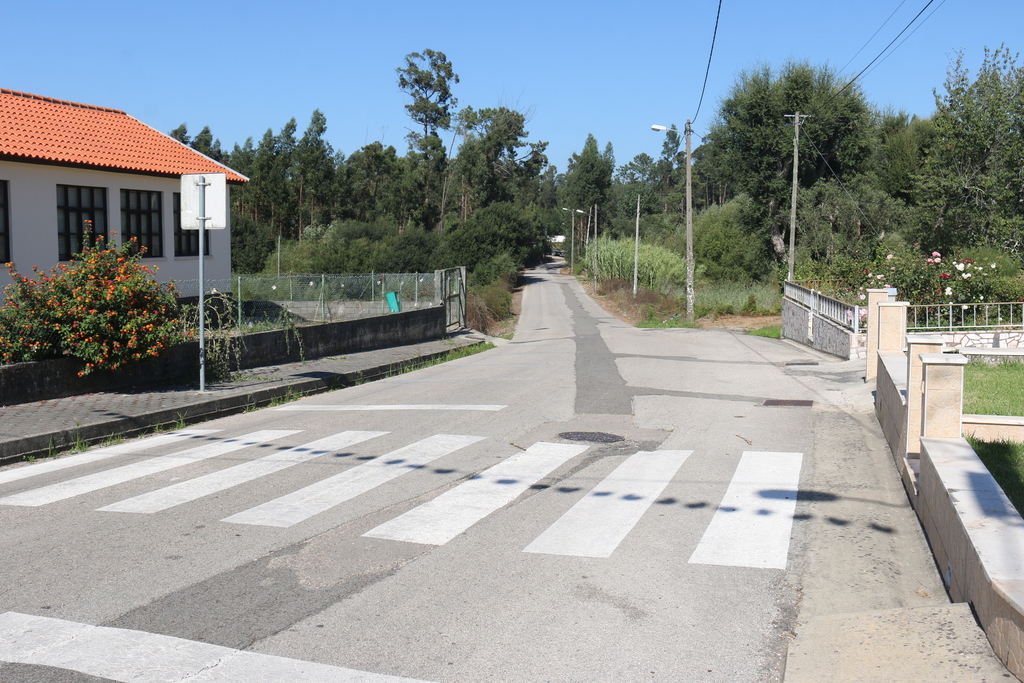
[180,171,225,393]
[197,176,209,392]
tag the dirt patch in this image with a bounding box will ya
[485,269,779,337]
[566,269,779,331]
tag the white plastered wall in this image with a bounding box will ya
[0,160,231,288]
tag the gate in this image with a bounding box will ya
[435,267,466,332]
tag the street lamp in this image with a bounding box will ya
[561,207,585,271]
[652,122,694,324]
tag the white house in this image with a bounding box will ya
[0,88,247,291]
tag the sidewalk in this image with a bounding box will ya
[0,331,490,466]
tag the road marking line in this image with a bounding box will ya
[0,430,300,507]
[688,451,803,570]
[524,450,693,558]
[364,442,588,546]
[97,431,388,514]
[0,430,221,486]
[0,611,435,683]
[387,378,538,383]
[274,404,507,411]
[223,434,486,528]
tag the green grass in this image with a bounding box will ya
[963,362,1024,514]
[693,281,782,317]
[964,362,1024,416]
[967,437,1024,515]
[746,324,781,338]
[636,314,699,329]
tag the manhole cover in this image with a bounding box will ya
[763,399,814,407]
[558,431,625,443]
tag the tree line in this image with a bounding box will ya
[173,45,1024,290]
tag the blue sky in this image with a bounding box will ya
[4,0,1019,175]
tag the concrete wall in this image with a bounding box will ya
[875,350,909,465]
[918,437,1024,678]
[0,306,446,405]
[0,160,232,288]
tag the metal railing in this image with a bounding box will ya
[172,273,441,330]
[907,302,1024,332]
[784,281,862,333]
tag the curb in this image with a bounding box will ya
[0,344,483,468]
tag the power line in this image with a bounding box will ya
[691,0,724,124]
[825,0,937,107]
[799,127,878,236]
[860,0,948,84]
[838,0,908,75]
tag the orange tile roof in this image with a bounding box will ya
[0,89,247,183]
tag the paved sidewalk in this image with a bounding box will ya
[0,331,491,466]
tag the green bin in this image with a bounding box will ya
[385,291,401,313]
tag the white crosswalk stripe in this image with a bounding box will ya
[524,449,693,558]
[0,431,805,566]
[0,430,299,507]
[0,611,435,683]
[363,441,588,546]
[223,434,486,528]
[688,451,804,570]
[97,431,388,514]
[0,430,221,486]
[275,404,507,411]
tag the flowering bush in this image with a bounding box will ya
[801,241,1022,305]
[0,231,180,374]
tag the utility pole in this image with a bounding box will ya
[633,192,641,297]
[592,204,598,295]
[651,121,694,322]
[684,120,694,324]
[785,112,810,282]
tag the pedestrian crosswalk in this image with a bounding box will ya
[0,428,804,568]
[0,611,436,683]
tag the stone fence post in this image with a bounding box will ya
[865,288,896,381]
[920,353,969,439]
[906,334,945,456]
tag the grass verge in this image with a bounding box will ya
[967,436,1024,515]
[746,324,781,338]
[964,362,1024,416]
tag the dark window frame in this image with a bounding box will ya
[120,189,163,258]
[0,180,9,264]
[57,184,107,261]
[172,192,209,257]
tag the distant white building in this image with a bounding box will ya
[0,88,247,290]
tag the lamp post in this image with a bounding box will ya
[561,207,585,271]
[652,122,694,324]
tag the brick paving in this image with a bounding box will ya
[0,332,487,465]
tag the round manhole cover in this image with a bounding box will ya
[558,431,625,443]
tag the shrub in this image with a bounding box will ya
[474,281,513,321]
[0,231,180,374]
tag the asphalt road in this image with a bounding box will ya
[0,261,946,682]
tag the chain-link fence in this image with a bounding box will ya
[173,273,440,331]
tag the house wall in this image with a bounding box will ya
[0,160,231,287]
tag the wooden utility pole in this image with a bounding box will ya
[785,112,810,282]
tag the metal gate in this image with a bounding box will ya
[435,267,466,332]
